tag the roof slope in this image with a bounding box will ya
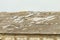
[0,11,60,34]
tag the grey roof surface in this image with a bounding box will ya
[0,11,60,34]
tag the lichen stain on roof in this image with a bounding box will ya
[0,11,60,34]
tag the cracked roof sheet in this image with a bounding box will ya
[0,11,60,34]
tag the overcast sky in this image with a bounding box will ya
[0,0,60,12]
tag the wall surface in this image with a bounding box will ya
[0,34,60,40]
[0,12,60,34]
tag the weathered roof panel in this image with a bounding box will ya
[0,11,60,34]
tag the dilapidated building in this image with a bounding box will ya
[0,11,60,40]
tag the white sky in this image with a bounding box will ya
[0,0,60,12]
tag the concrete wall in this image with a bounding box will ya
[0,34,60,40]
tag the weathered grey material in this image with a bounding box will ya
[0,11,60,34]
